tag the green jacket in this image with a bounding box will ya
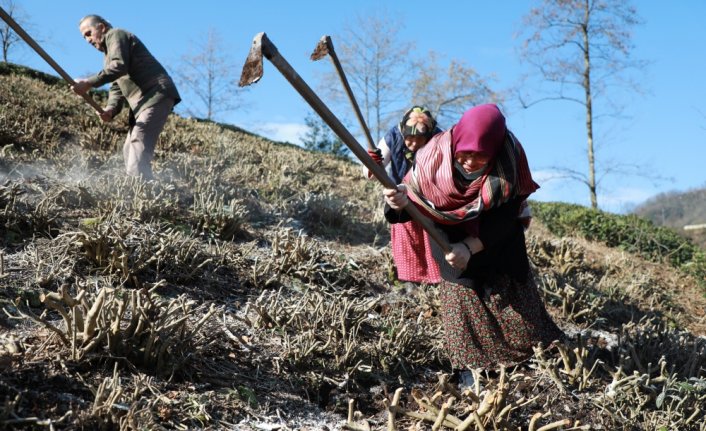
[86,28,180,119]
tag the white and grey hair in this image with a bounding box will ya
[79,15,112,29]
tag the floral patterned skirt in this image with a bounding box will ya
[439,273,563,370]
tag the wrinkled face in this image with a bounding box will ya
[403,135,429,153]
[79,20,107,52]
[455,151,492,173]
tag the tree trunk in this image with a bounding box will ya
[374,71,382,140]
[2,26,9,62]
[207,68,213,120]
[583,1,598,209]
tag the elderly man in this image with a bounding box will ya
[71,15,180,179]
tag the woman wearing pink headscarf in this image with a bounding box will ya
[384,104,562,388]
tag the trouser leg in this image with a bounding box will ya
[123,98,174,179]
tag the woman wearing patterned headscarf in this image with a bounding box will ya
[365,106,443,285]
[383,104,563,389]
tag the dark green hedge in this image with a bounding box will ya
[531,201,706,288]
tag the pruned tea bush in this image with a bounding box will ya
[10,282,217,375]
[532,201,706,288]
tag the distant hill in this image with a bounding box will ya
[633,187,706,249]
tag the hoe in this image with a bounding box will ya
[239,32,451,253]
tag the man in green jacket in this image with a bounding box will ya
[71,15,180,179]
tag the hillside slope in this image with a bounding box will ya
[1,65,705,430]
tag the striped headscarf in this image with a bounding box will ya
[404,104,538,230]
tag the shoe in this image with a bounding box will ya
[458,370,475,392]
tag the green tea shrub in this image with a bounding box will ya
[531,201,706,287]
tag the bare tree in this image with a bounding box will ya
[171,28,247,121]
[0,0,32,63]
[411,51,504,128]
[517,0,647,209]
[319,12,414,142]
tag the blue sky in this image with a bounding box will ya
[5,1,706,214]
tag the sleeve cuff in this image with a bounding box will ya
[86,73,109,87]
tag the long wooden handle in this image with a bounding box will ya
[0,6,104,114]
[321,36,376,151]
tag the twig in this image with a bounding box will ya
[385,387,403,431]
[347,399,355,423]
[431,396,454,431]
[222,312,251,350]
[391,407,458,429]
[83,288,106,340]
[14,302,69,345]
[1,409,73,427]
[529,412,543,431]
[410,388,462,426]
[343,399,371,431]
[537,419,572,431]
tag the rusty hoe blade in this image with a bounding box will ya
[239,32,450,253]
[309,35,331,61]
[239,32,266,87]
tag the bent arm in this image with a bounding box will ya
[105,82,125,116]
[85,30,130,88]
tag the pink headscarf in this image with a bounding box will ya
[452,104,506,157]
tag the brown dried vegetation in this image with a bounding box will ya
[1,65,705,430]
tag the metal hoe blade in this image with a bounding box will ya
[309,36,330,61]
[238,33,266,87]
